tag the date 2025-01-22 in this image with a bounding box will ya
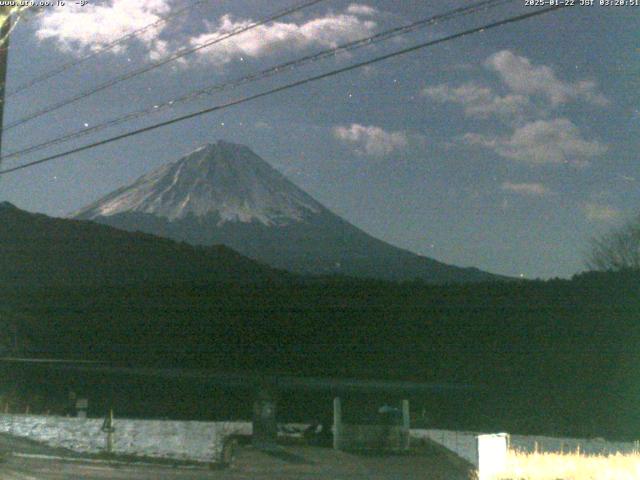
[525,0,639,6]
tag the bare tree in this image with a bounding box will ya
[587,216,640,271]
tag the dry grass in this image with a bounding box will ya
[493,450,640,480]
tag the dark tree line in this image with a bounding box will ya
[3,269,640,439]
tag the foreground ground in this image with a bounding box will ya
[0,434,473,479]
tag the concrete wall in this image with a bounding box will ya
[411,429,479,466]
[0,414,251,463]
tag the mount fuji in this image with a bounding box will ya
[73,141,501,283]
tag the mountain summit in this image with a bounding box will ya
[75,141,323,226]
[74,141,502,283]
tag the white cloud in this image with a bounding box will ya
[422,51,608,126]
[254,120,271,129]
[584,203,621,222]
[36,0,171,56]
[424,51,610,168]
[422,82,531,119]
[35,2,379,64]
[346,4,378,16]
[501,182,549,196]
[485,50,609,107]
[189,7,377,67]
[333,124,408,156]
[501,182,548,196]
[462,118,607,165]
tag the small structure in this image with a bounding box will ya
[252,383,278,449]
[75,398,88,418]
[333,397,410,451]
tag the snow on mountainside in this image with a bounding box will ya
[74,141,323,226]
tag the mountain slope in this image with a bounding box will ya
[0,201,286,287]
[74,141,502,283]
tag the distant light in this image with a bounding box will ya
[220,122,225,126]
[519,273,525,278]
[83,123,89,127]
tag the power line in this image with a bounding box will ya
[3,0,212,98]
[0,5,13,159]
[1,0,328,132]
[1,0,514,163]
[0,5,568,176]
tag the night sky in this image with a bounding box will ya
[0,0,638,279]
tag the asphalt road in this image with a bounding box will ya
[1,456,224,480]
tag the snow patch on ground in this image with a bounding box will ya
[0,414,251,463]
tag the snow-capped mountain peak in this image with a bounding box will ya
[74,141,323,226]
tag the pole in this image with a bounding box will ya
[252,381,278,449]
[333,397,342,450]
[0,7,11,159]
[107,409,113,454]
[102,408,115,454]
[402,399,410,450]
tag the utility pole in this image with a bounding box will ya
[0,6,12,159]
